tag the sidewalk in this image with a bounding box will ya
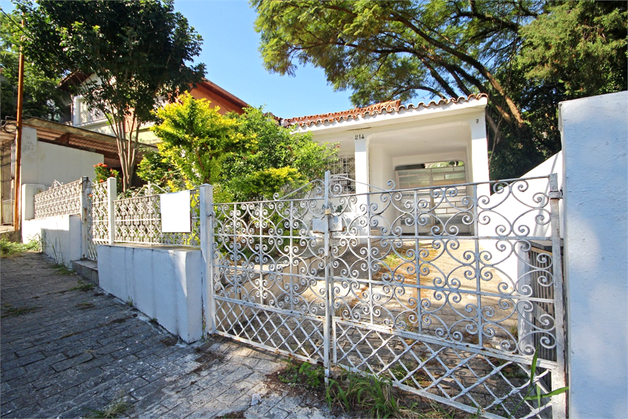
[1,252,333,418]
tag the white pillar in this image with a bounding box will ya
[468,113,490,184]
[107,177,117,245]
[560,91,628,418]
[354,133,370,194]
[72,95,82,126]
[468,114,490,236]
[199,184,215,335]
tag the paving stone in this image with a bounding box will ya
[1,253,339,418]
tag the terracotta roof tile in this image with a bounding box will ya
[283,93,488,127]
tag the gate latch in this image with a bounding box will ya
[312,216,344,233]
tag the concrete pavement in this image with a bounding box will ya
[1,252,334,418]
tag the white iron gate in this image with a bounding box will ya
[207,173,566,418]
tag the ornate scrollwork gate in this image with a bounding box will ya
[207,173,566,418]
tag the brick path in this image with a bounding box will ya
[1,252,333,418]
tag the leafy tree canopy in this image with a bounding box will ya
[149,93,250,187]
[0,11,68,122]
[139,95,338,201]
[252,0,627,178]
[15,0,206,190]
[224,106,338,200]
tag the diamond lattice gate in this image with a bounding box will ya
[207,174,566,418]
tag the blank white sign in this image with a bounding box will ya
[160,190,191,233]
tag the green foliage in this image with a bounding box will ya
[0,237,41,257]
[223,106,338,201]
[1,302,40,317]
[326,371,400,418]
[278,360,325,389]
[15,0,206,191]
[53,263,75,276]
[252,0,627,178]
[517,1,627,98]
[136,148,185,192]
[69,279,95,292]
[140,96,337,201]
[509,348,569,418]
[86,393,131,418]
[93,163,122,192]
[0,11,69,121]
[151,93,248,186]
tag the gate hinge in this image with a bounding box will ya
[549,188,563,200]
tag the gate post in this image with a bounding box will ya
[80,176,89,259]
[549,173,567,419]
[106,177,116,245]
[322,171,335,378]
[200,184,216,335]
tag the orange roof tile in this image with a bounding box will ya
[282,94,488,127]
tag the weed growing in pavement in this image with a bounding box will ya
[86,393,131,418]
[275,359,463,418]
[326,370,400,418]
[1,303,40,317]
[278,359,325,389]
[69,279,95,292]
[508,348,569,418]
[0,237,40,257]
[53,263,75,276]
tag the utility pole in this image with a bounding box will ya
[13,18,24,231]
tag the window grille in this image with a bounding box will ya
[330,157,356,193]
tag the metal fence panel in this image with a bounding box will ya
[208,174,566,419]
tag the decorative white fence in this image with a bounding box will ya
[34,179,84,219]
[32,177,201,262]
[32,173,567,418]
[113,185,200,246]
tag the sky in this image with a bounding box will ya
[175,0,354,118]
[0,0,355,119]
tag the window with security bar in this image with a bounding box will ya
[395,161,470,235]
[330,156,356,193]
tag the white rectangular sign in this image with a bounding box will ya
[160,190,191,233]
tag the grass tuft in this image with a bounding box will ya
[0,237,41,257]
[69,279,95,292]
[1,303,40,318]
[53,264,75,276]
[86,394,131,418]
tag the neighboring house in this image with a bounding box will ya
[62,73,248,145]
[0,117,120,225]
[282,94,490,233]
[0,76,249,226]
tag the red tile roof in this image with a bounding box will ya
[282,93,488,127]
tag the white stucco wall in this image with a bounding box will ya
[559,90,628,418]
[21,127,104,187]
[22,214,83,267]
[98,245,203,343]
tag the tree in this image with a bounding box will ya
[139,95,338,201]
[16,0,206,191]
[0,11,68,122]
[149,93,249,187]
[223,106,338,200]
[252,0,627,178]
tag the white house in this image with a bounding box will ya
[284,94,489,193]
[283,94,490,234]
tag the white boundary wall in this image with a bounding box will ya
[560,90,628,418]
[23,214,83,266]
[97,245,203,343]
